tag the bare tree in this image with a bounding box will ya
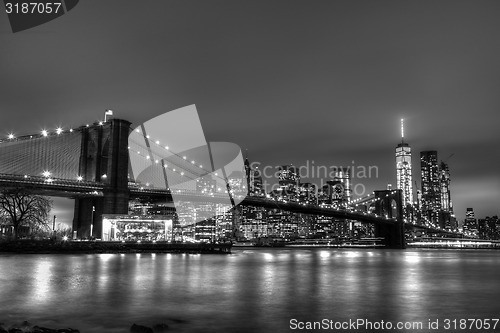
[0,188,52,239]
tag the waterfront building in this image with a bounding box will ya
[234,205,268,240]
[478,216,500,240]
[214,203,233,240]
[463,208,478,236]
[297,214,317,238]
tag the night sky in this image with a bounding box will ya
[1,0,499,225]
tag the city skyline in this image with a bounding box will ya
[1,1,499,223]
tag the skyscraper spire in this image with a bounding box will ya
[395,118,413,210]
[401,118,405,143]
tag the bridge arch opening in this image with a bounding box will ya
[391,199,398,219]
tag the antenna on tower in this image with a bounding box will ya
[401,118,405,144]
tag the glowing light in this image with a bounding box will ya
[165,146,169,150]
[56,127,63,135]
[62,236,68,241]
[183,156,186,160]
[77,176,83,181]
[135,129,140,133]
[155,140,160,145]
[102,174,107,179]
[69,129,73,133]
[42,170,51,178]
[401,118,404,139]
[98,121,103,126]
[7,133,14,139]
[41,130,48,137]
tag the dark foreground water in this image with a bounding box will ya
[1,249,499,333]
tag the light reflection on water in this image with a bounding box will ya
[0,249,499,333]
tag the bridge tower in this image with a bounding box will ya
[373,189,406,249]
[73,119,131,238]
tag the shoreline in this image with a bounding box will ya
[1,240,498,254]
[0,240,232,254]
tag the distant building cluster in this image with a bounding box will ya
[394,119,495,239]
[114,157,375,244]
[461,208,500,239]
[232,163,367,243]
[419,151,454,228]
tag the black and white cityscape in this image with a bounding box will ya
[1,1,500,333]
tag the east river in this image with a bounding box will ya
[1,248,499,333]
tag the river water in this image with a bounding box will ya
[0,248,499,333]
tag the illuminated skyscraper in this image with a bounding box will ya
[439,161,453,214]
[277,165,300,202]
[420,150,441,224]
[463,208,478,236]
[395,119,413,208]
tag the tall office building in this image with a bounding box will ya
[439,161,453,213]
[277,165,300,202]
[333,168,352,205]
[463,208,478,235]
[252,167,264,196]
[420,151,441,224]
[395,119,413,208]
[244,157,253,195]
[228,170,245,194]
[243,156,265,197]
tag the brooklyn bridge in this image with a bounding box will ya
[0,118,460,248]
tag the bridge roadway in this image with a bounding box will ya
[0,173,103,197]
[0,173,456,235]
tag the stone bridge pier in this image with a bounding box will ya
[373,189,406,249]
[73,119,131,238]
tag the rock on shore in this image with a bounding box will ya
[130,323,169,332]
[0,321,79,333]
